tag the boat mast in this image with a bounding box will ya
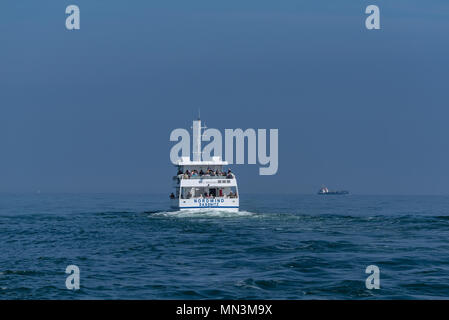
[192,112,202,162]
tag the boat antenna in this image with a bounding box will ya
[198,108,201,120]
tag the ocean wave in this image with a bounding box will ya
[1,270,45,276]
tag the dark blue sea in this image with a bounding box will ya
[1,193,448,299]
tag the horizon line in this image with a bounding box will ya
[1,191,449,197]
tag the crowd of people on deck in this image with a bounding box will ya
[177,168,235,179]
[170,168,237,199]
[170,190,238,199]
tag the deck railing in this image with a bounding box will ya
[173,174,235,180]
[180,195,238,199]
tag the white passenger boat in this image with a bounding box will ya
[170,118,239,212]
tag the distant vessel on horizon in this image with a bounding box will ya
[318,186,349,195]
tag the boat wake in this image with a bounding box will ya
[150,209,256,219]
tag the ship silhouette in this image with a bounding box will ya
[318,186,349,195]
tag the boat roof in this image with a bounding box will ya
[175,156,228,166]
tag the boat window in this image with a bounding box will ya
[180,186,237,199]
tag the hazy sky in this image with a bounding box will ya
[1,0,449,194]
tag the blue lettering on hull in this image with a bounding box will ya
[183,199,237,209]
[194,199,225,203]
[180,206,239,209]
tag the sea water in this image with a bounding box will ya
[0,193,448,299]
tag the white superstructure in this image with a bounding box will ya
[170,118,239,212]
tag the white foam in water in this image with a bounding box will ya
[151,209,256,218]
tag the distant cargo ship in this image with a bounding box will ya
[318,186,349,195]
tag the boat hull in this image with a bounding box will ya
[179,206,238,213]
[318,191,349,195]
[171,198,239,212]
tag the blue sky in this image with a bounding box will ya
[1,1,449,194]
